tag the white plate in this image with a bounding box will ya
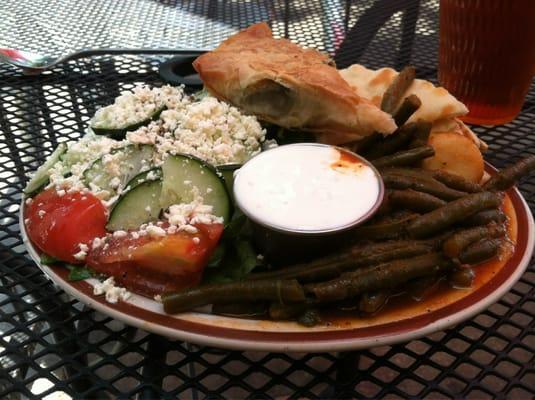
[20,182,534,353]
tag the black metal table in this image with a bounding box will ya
[1,0,533,398]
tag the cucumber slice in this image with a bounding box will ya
[90,105,165,140]
[83,144,154,196]
[106,179,162,231]
[24,143,67,196]
[124,167,162,191]
[161,154,231,222]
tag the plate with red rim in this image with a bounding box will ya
[19,164,534,353]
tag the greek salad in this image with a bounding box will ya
[24,85,265,299]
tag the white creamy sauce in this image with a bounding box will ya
[233,144,381,232]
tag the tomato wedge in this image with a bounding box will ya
[25,189,107,263]
[86,223,224,296]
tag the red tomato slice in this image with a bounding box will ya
[86,223,224,297]
[25,189,107,263]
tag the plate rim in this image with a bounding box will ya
[19,172,534,353]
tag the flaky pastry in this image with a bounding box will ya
[193,23,396,138]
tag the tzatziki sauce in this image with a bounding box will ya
[233,144,382,233]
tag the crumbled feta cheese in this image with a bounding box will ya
[91,85,189,130]
[165,186,223,231]
[183,225,198,234]
[113,230,128,238]
[93,277,131,303]
[92,236,106,249]
[32,85,265,217]
[146,170,158,180]
[192,237,200,244]
[72,250,86,261]
[145,225,166,238]
[38,210,46,218]
[46,134,123,198]
[101,195,119,209]
[128,94,265,166]
[263,139,279,150]
[25,198,33,205]
[109,177,121,189]
[73,243,89,261]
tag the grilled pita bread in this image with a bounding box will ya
[330,64,487,150]
[339,64,469,123]
[193,23,396,138]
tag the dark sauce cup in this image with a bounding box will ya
[233,143,384,265]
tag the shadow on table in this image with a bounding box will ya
[150,0,421,69]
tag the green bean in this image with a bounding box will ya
[304,243,432,282]
[484,155,535,191]
[389,189,447,212]
[365,123,418,160]
[381,167,482,193]
[162,280,306,314]
[269,302,309,320]
[297,309,322,327]
[347,67,416,153]
[373,146,434,168]
[421,230,460,249]
[381,66,416,114]
[463,209,506,226]
[381,167,435,180]
[458,239,501,265]
[248,240,432,282]
[382,174,467,200]
[212,302,268,317]
[408,120,432,149]
[432,170,483,193]
[247,241,412,281]
[347,133,382,154]
[376,195,392,215]
[393,94,422,126]
[307,253,453,302]
[449,268,475,289]
[406,192,503,239]
[359,291,389,313]
[352,215,415,240]
[442,225,506,258]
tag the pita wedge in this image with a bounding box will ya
[193,23,396,138]
[340,64,468,124]
[338,64,486,148]
[339,64,487,183]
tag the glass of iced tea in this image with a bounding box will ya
[438,0,535,125]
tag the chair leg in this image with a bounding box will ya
[335,0,421,68]
[397,0,421,69]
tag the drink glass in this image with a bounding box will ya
[438,0,535,125]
